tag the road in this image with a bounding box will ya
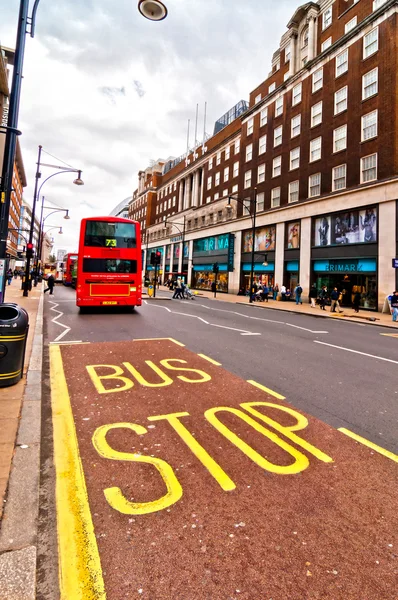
[45,284,398,454]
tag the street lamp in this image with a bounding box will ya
[34,203,70,281]
[138,0,168,21]
[227,188,260,303]
[23,145,83,297]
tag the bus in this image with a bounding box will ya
[76,216,142,310]
[62,253,78,286]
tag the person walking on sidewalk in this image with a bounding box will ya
[6,269,13,285]
[281,284,286,301]
[353,291,361,313]
[390,291,398,322]
[294,284,303,305]
[273,284,279,301]
[319,286,328,310]
[330,287,342,313]
[44,274,55,295]
[309,284,317,308]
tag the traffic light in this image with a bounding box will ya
[212,262,219,274]
[155,251,161,265]
[150,252,156,266]
[26,243,34,259]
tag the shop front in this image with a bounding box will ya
[191,233,233,293]
[169,242,189,283]
[284,260,300,295]
[240,225,276,292]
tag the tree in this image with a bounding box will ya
[48,254,56,264]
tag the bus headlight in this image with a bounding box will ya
[130,287,136,292]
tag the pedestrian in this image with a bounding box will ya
[172,278,183,299]
[309,284,318,308]
[294,283,303,305]
[44,273,55,295]
[262,284,269,302]
[390,291,398,322]
[273,284,279,301]
[318,286,328,310]
[285,288,291,301]
[6,269,13,285]
[330,287,342,313]
[281,284,286,301]
[13,269,18,279]
[353,290,361,313]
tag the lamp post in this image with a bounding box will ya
[164,216,186,280]
[138,0,168,21]
[35,205,70,282]
[227,188,258,303]
[23,145,83,296]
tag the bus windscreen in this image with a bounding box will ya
[82,258,138,274]
[84,221,137,249]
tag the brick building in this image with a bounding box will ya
[130,0,398,311]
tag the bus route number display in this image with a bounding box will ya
[105,239,117,247]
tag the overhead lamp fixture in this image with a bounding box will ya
[64,210,70,220]
[73,170,84,186]
[262,254,268,267]
[138,0,168,21]
[58,227,63,234]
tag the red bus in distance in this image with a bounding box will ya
[76,216,142,311]
[63,253,78,287]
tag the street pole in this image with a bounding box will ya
[153,260,157,298]
[23,145,42,296]
[34,195,45,282]
[0,0,30,303]
[249,189,257,304]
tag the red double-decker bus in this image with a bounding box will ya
[63,253,78,287]
[76,216,142,311]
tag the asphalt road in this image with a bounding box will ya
[44,284,398,454]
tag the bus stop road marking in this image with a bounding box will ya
[51,339,398,600]
[49,300,71,342]
[338,428,398,463]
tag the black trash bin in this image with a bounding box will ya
[0,303,29,387]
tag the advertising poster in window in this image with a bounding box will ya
[166,245,171,260]
[183,242,189,259]
[173,244,180,259]
[359,207,377,243]
[243,226,276,252]
[287,222,300,249]
[314,216,331,246]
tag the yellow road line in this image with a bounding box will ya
[247,380,286,400]
[132,337,185,347]
[50,345,106,599]
[338,428,398,463]
[198,354,222,366]
[380,333,398,338]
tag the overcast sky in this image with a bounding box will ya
[1,0,298,254]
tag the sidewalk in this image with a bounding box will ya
[157,286,398,329]
[0,280,43,600]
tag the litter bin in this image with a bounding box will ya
[0,303,29,387]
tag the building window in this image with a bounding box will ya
[246,144,253,161]
[311,101,322,127]
[224,167,229,182]
[275,96,283,117]
[256,192,265,212]
[259,134,267,154]
[232,184,238,193]
[312,68,323,92]
[310,137,322,162]
[291,114,301,138]
[168,198,171,209]
[290,147,300,170]
[215,172,220,186]
[363,27,378,59]
[223,189,228,197]
[247,118,254,135]
[271,187,281,208]
[332,164,347,191]
[272,156,282,177]
[235,140,240,154]
[206,196,211,203]
[321,37,332,52]
[258,163,266,183]
[322,7,332,30]
[333,125,347,152]
[209,157,213,170]
[217,210,222,222]
[225,146,230,160]
[334,86,348,114]
[269,82,276,93]
[361,153,377,182]
[292,83,302,106]
[373,0,387,10]
[345,16,357,34]
[244,170,252,189]
[214,193,219,201]
[362,110,378,141]
[255,94,261,104]
[233,162,239,178]
[336,49,348,77]
[201,216,206,225]
[288,180,299,203]
[260,108,268,127]
[285,44,291,63]
[207,176,212,190]
[173,196,176,206]
[362,68,378,99]
[216,152,221,165]
[301,26,309,48]
[309,173,321,197]
[274,125,283,147]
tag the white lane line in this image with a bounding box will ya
[314,340,398,365]
[286,323,329,334]
[147,302,259,336]
[49,300,71,342]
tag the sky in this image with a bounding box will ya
[1,0,298,254]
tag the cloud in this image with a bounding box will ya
[0,0,298,252]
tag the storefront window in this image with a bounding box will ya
[243,226,276,252]
[313,207,377,247]
[286,222,300,249]
[192,270,228,292]
[314,274,377,310]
